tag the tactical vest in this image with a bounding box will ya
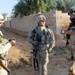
[32,26,53,45]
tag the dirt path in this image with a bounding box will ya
[0,27,69,75]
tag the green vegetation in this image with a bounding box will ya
[12,0,75,17]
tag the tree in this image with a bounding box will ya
[46,0,57,10]
[56,0,75,12]
[60,0,66,12]
[12,0,52,17]
[12,0,75,17]
[12,0,30,17]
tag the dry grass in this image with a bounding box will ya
[6,45,32,68]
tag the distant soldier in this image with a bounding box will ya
[28,14,55,75]
[65,9,75,75]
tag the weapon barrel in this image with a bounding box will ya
[0,60,12,75]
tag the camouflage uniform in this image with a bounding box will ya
[0,31,8,75]
[65,8,75,75]
[28,25,55,75]
[66,34,75,75]
[66,22,75,75]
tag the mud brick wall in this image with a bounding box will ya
[3,11,70,36]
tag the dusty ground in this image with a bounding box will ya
[0,27,69,75]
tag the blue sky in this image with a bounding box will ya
[0,0,17,16]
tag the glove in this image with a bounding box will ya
[48,48,52,53]
[47,44,52,53]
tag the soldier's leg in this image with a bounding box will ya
[66,46,73,75]
[66,46,73,62]
[72,48,75,75]
[68,61,73,75]
[41,52,49,75]
[68,44,75,75]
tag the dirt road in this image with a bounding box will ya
[0,27,69,75]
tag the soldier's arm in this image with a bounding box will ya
[28,29,36,45]
[71,26,75,32]
[65,22,75,33]
[65,26,75,35]
[48,29,55,49]
[67,23,73,31]
[0,39,16,54]
[65,30,74,35]
[0,43,12,54]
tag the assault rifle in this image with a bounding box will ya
[0,57,12,75]
[32,45,40,72]
[31,28,41,72]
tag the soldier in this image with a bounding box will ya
[65,9,75,75]
[0,38,16,75]
[0,23,16,75]
[28,14,55,75]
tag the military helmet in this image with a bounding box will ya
[37,15,46,23]
[68,9,75,15]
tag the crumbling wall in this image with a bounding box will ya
[3,10,70,36]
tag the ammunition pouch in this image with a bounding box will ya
[33,47,40,71]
